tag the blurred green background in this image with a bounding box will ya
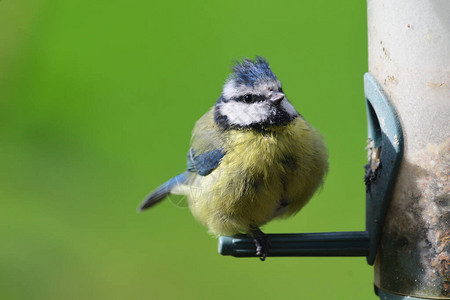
[0,0,374,299]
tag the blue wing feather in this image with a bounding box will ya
[140,109,225,211]
[187,148,225,176]
[138,172,189,211]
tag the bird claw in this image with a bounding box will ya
[254,238,267,261]
[250,226,270,261]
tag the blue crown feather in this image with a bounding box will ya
[230,56,278,86]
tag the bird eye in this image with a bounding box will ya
[268,87,273,92]
[243,94,253,103]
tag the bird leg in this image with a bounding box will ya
[248,226,270,261]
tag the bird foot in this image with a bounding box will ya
[249,226,270,261]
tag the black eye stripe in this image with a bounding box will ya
[243,94,252,103]
[236,94,265,103]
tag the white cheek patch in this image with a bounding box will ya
[219,101,275,126]
[281,99,298,117]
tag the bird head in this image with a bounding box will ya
[214,57,299,130]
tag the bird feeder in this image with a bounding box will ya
[218,72,402,264]
[219,1,449,298]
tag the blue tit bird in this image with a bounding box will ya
[139,57,328,260]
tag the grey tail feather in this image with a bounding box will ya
[138,172,188,212]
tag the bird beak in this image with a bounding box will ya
[270,92,285,104]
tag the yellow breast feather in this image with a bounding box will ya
[183,110,328,236]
